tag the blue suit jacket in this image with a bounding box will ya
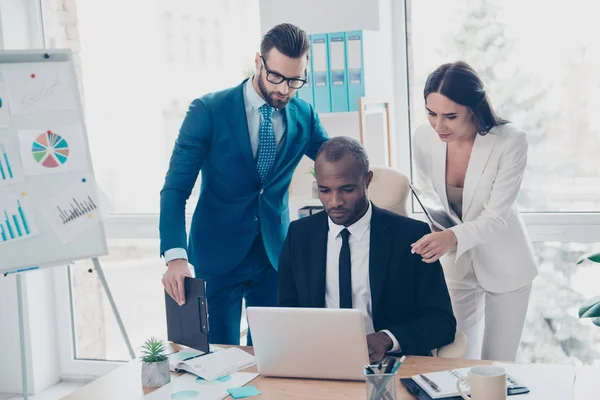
[160,79,329,275]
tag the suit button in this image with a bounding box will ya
[259,189,264,195]
[254,216,258,222]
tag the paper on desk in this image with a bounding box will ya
[167,345,226,372]
[144,371,258,400]
[168,348,205,371]
[494,362,600,400]
[179,347,255,381]
[227,386,262,399]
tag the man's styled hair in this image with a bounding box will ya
[260,23,310,60]
[316,137,370,176]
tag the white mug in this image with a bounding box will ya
[456,365,507,400]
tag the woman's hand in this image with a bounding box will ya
[411,229,458,263]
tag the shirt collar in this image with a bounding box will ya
[328,201,372,241]
[244,76,268,111]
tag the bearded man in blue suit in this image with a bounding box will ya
[160,23,329,345]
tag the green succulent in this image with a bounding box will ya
[140,337,168,363]
[577,252,600,327]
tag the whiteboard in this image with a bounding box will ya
[0,50,107,273]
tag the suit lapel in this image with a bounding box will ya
[431,139,452,214]
[369,205,393,314]
[310,211,328,307]
[462,132,496,217]
[227,80,260,182]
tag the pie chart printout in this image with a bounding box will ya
[31,131,70,168]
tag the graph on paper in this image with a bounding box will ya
[41,180,104,243]
[18,126,88,176]
[2,63,78,115]
[0,141,24,187]
[31,131,70,168]
[0,194,39,245]
[57,195,97,224]
[0,143,14,179]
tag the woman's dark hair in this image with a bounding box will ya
[424,61,508,134]
[260,23,310,60]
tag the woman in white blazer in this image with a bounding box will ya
[411,61,538,361]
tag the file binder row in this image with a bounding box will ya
[296,30,383,114]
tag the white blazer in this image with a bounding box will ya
[412,123,538,293]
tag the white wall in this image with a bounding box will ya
[259,0,383,35]
[0,0,58,395]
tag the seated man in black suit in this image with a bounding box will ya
[278,137,456,363]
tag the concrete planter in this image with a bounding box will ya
[141,360,171,388]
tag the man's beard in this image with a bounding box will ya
[257,74,291,109]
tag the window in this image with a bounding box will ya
[407,0,600,212]
[43,0,261,368]
[519,242,600,366]
[70,239,165,362]
[76,0,261,214]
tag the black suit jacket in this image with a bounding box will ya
[277,204,457,356]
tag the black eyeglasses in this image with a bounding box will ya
[260,55,307,89]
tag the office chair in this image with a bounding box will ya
[369,166,410,216]
[368,166,468,358]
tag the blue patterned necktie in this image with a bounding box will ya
[256,104,277,183]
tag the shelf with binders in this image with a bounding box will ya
[297,30,388,114]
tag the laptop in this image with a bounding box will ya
[246,307,369,380]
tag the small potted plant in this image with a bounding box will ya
[577,252,600,327]
[141,337,170,388]
[308,166,318,198]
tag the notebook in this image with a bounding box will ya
[412,368,527,399]
[171,347,256,381]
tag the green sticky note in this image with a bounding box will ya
[227,386,262,399]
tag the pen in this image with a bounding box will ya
[364,365,376,375]
[370,356,405,400]
[383,357,396,374]
[419,373,441,392]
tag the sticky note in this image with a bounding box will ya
[227,386,262,399]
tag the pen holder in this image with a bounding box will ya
[365,367,397,400]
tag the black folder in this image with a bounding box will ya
[165,277,209,353]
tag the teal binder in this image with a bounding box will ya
[346,30,365,112]
[310,34,331,113]
[327,32,349,112]
[296,45,314,106]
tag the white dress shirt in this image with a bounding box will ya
[325,202,401,352]
[164,77,286,264]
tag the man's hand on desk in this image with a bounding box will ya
[367,332,393,363]
[162,259,192,306]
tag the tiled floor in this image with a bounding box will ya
[0,381,87,400]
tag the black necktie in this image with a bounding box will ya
[339,228,352,308]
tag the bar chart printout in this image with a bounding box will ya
[57,195,97,224]
[42,181,103,243]
[0,194,39,245]
[0,141,25,188]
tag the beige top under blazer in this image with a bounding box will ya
[412,123,538,293]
